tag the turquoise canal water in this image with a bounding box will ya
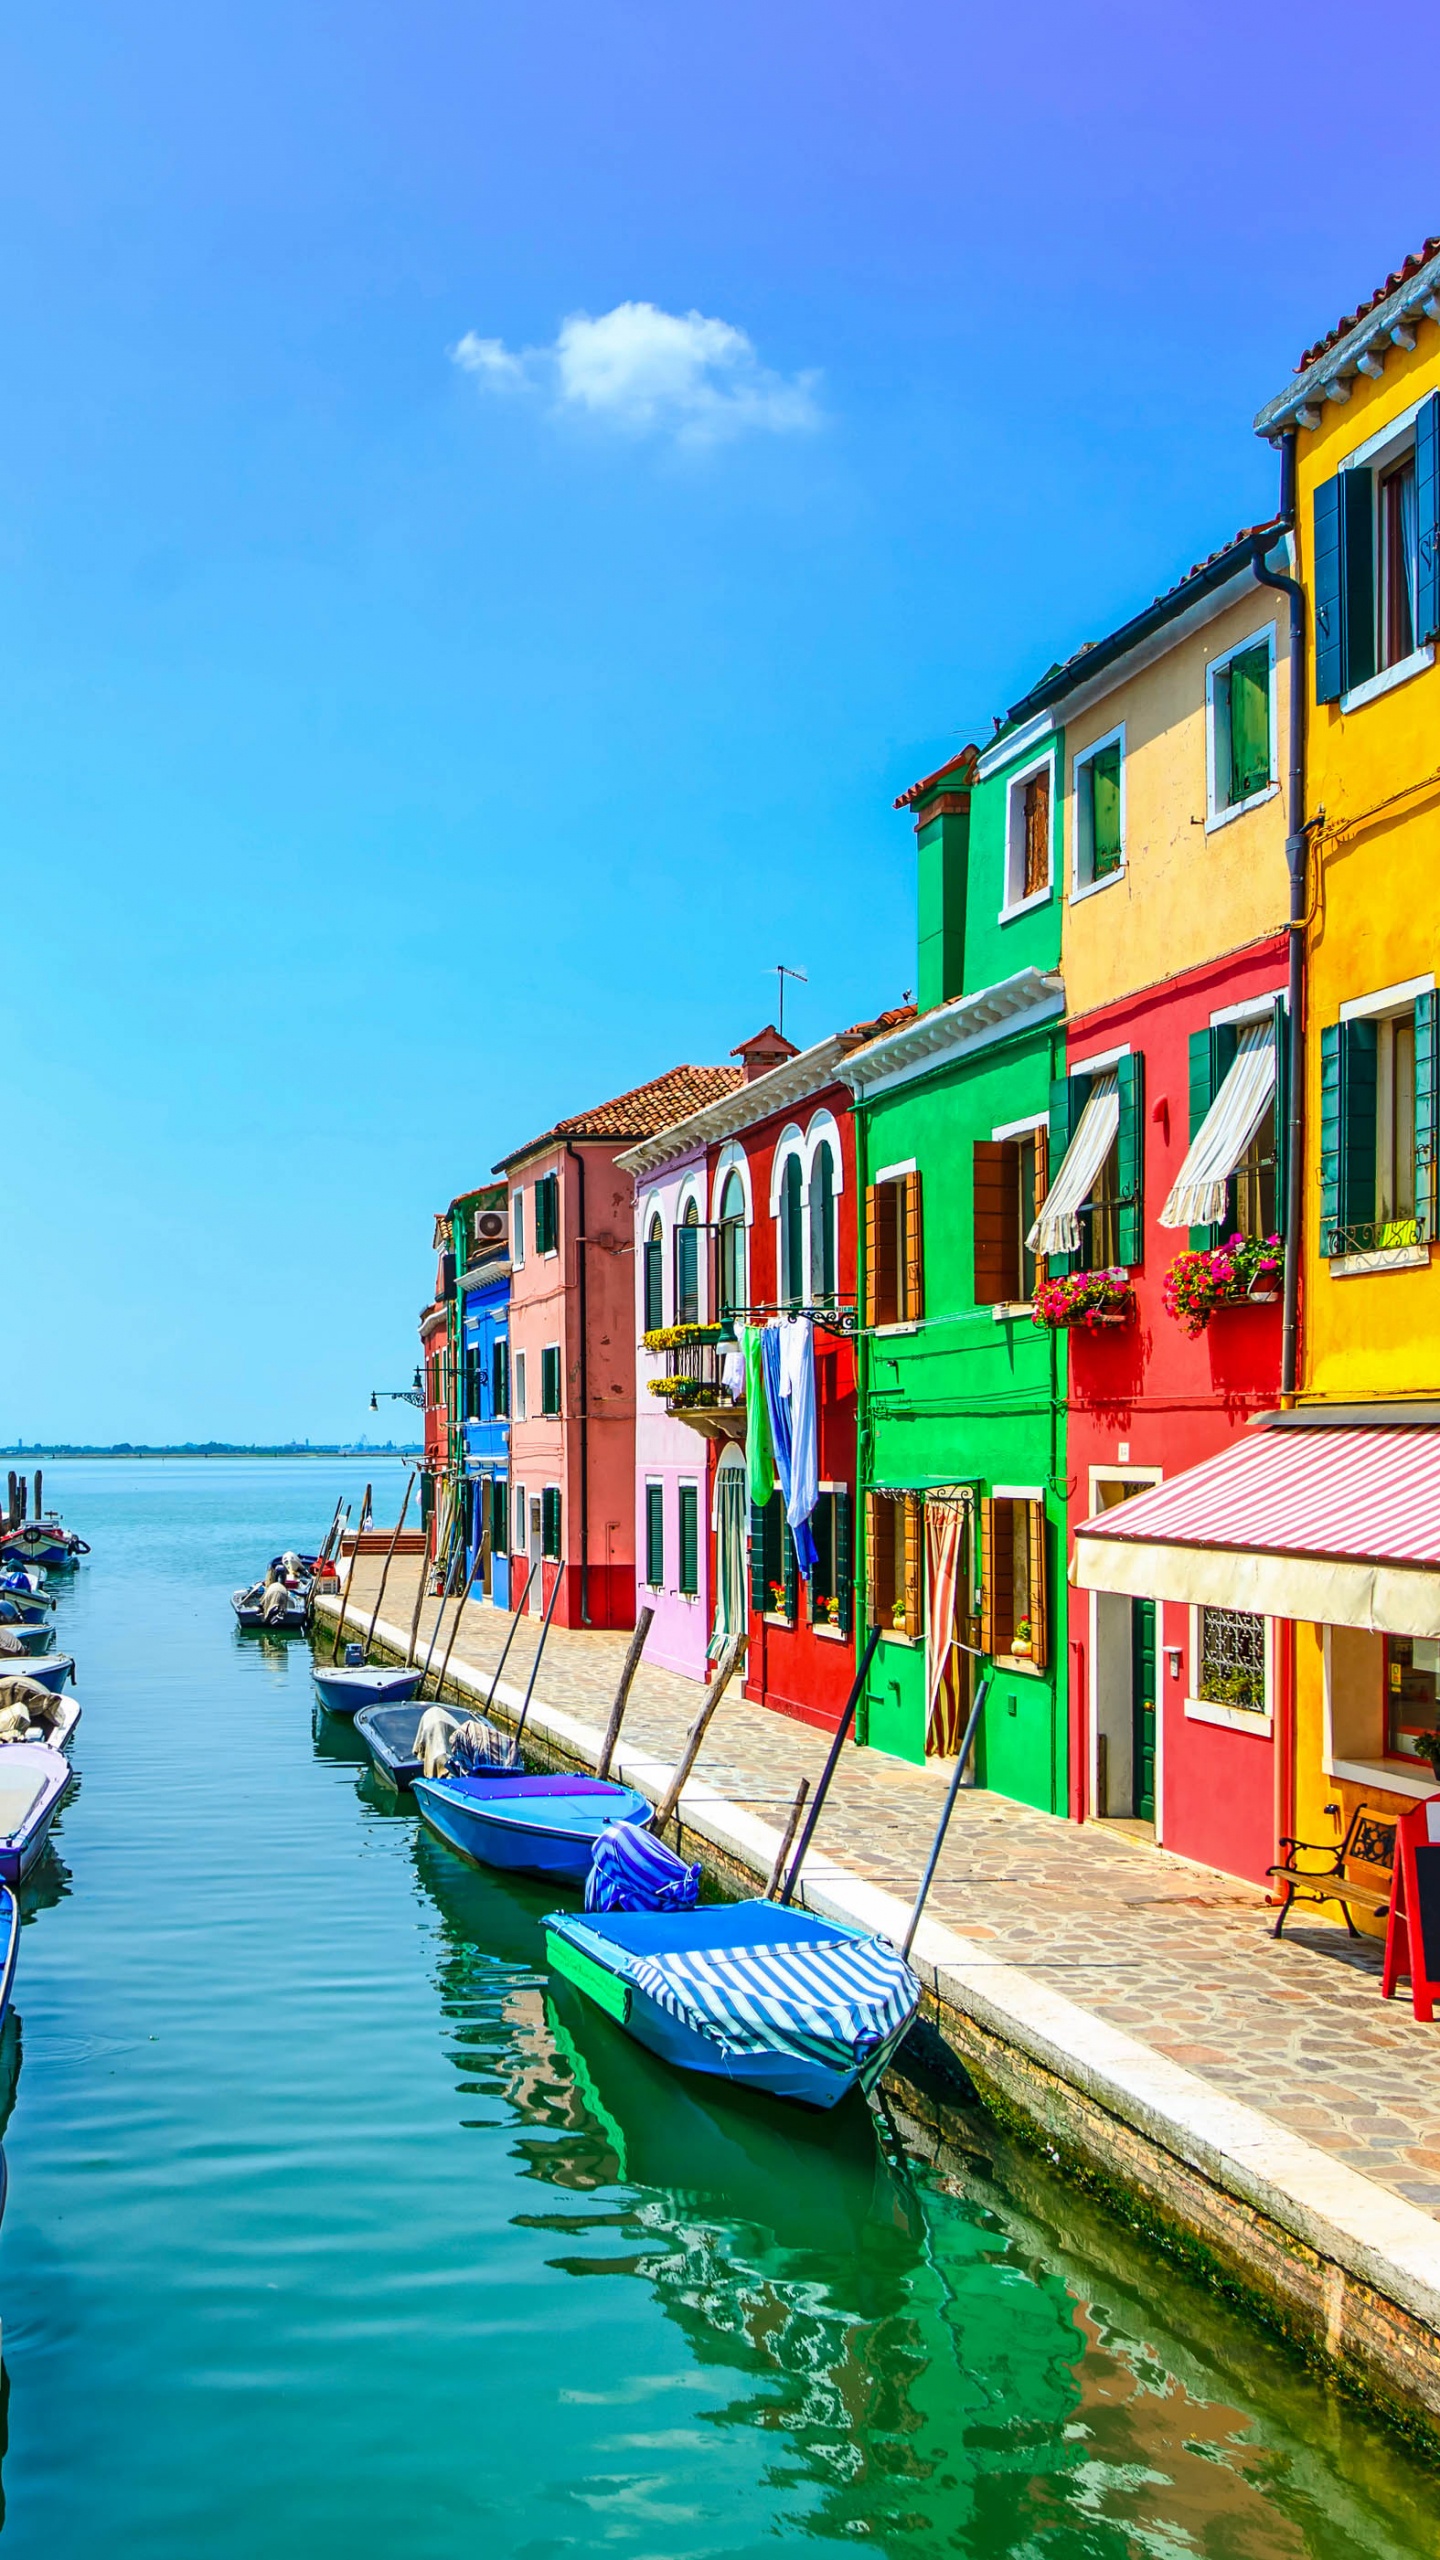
[0,1458,1434,2556]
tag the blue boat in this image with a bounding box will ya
[354,1700,517,1791]
[14,1654,75,1696]
[0,1743,71,1884]
[0,1589,52,1627]
[414,1771,651,1880]
[312,1663,423,1718]
[543,1896,923,2111]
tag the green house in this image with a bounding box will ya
[840,727,1070,1811]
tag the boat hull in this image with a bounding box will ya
[313,1665,423,1718]
[232,1592,307,1631]
[14,1655,75,1695]
[414,1776,650,1880]
[0,1745,71,1884]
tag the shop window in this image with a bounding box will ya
[981,1496,1048,1668]
[1197,1606,1266,1713]
[808,1488,852,1636]
[866,1492,921,1639]
[1387,1635,1440,1762]
[866,1172,923,1326]
[973,1129,1047,1304]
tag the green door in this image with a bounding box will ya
[1131,1598,1156,1822]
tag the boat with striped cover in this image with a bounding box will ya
[413,1770,651,1882]
[543,1891,923,2110]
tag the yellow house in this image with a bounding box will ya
[1077,241,1440,1938]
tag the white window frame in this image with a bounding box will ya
[1321,1624,1440,1800]
[513,1349,527,1421]
[541,1340,563,1417]
[1205,620,1279,832]
[510,1189,525,1269]
[511,1482,525,1552]
[1070,722,1127,900]
[999,749,1057,923]
[1185,1602,1274,1737]
[1338,407,1436,712]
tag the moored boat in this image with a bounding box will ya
[0,1885,18,2033]
[2,1519,88,1570]
[0,1743,72,1882]
[313,1662,423,1718]
[0,1622,65,1659]
[13,1654,75,1695]
[355,1700,517,1792]
[414,1770,650,1881]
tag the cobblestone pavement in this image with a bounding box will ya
[333,1561,1440,2219]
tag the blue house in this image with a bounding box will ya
[458,1186,511,1607]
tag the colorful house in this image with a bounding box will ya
[457,1182,512,1606]
[494,1064,740,1627]
[844,732,1069,1807]
[617,1016,910,1726]
[1012,524,1296,1882]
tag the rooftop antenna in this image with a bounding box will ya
[773,962,807,1038]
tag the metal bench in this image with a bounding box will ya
[1268,1806,1396,1939]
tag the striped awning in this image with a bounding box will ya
[1074,1426,1440,1635]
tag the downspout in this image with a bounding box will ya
[1249,433,1307,1403]
[564,1142,592,1625]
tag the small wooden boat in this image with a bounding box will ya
[414,1771,651,1881]
[232,1582,308,1631]
[0,1744,72,1883]
[313,1663,423,1718]
[0,1587,53,1626]
[543,1897,923,2111]
[0,1689,81,1753]
[355,1700,515,1792]
[14,1654,75,1695]
[2,1520,87,1570]
[0,1622,63,1658]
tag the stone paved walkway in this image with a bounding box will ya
[331,1561,1440,2221]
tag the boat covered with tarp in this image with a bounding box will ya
[355,1700,518,1792]
[232,1553,315,1630]
[544,1826,922,2110]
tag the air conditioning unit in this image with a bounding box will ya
[475,1210,507,1245]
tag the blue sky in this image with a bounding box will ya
[3,1,1437,1440]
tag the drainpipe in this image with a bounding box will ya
[564,1142,592,1625]
[1249,435,1307,1403]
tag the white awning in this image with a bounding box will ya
[1027,1073,1118,1257]
[1160,1021,1276,1230]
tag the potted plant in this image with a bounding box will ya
[767,1579,788,1615]
[1010,1617,1033,1659]
[1410,1727,1440,1780]
[1031,1268,1136,1333]
[891,1598,908,1631]
[1162,1233,1283,1338]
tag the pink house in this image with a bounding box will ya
[493,1064,740,1630]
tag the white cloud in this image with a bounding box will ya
[449,301,820,446]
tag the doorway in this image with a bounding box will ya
[1088,1470,1162,1833]
[1131,1597,1156,1824]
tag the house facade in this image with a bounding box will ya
[845,732,1070,1809]
[457,1181,511,1607]
[495,1064,741,1627]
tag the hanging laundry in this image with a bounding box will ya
[762,1323,818,1578]
[742,1325,775,1508]
[778,1318,819,1559]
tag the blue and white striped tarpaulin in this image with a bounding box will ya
[627,1932,921,2079]
[586,1821,700,1914]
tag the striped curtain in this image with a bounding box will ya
[709,1454,748,1663]
[925,1501,967,1757]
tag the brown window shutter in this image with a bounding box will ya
[979,1497,996,1654]
[902,1497,923,1639]
[903,1172,925,1321]
[1027,1501,1049,1671]
[864,1490,879,1626]
[1024,770,1050,898]
[992,1498,1016,1654]
[864,1185,879,1327]
[972,1141,1019,1305]
[1030,1130,1049,1279]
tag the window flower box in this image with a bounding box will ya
[1162,1233,1282,1339]
[642,1323,726,1354]
[1031,1269,1136,1333]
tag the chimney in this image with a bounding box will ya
[730,1024,800,1085]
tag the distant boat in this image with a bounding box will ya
[0,1743,72,1883]
[2,1521,87,1570]
[312,1663,423,1719]
[544,1896,923,2111]
[414,1771,651,1882]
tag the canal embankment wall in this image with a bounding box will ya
[314,1582,1440,2454]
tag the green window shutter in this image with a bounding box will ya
[491,1478,508,1553]
[1341,470,1376,695]
[1227,645,1271,804]
[1187,1028,1218,1250]
[535,1174,559,1255]
[1313,475,1345,703]
[643,1236,663,1331]
[1116,1049,1145,1267]
[783,1520,798,1624]
[749,1501,768,1613]
[1417,395,1440,645]
[1416,991,1439,1239]
[645,1483,664,1586]
[675,1222,699,1324]
[782,1155,804,1306]
[1341,1017,1378,1241]
[1270,995,1289,1241]
[835,1488,853,1639]
[1090,742,1122,876]
[541,1346,561,1415]
[1318,1022,1343,1254]
[678,1484,698,1595]
[493,1338,509,1417]
[1046,1072,1084,1279]
[541,1485,562,1560]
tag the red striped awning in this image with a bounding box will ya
[1074,1427,1440,1634]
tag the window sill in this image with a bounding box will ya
[812,1623,848,1643]
[762,1612,796,1631]
[873,1321,921,1338]
[1185,1695,1273,1737]
[1205,781,1279,834]
[1340,642,1434,714]
[1069,866,1126,905]
[880,1627,920,1647]
[997,884,1053,925]
[990,1300,1035,1323]
[1326,1753,1440,1803]
[1330,1243,1430,1277]
[994,1652,1046,1678]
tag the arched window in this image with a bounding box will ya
[719,1171,747,1318]
[780,1153,804,1308]
[675,1197,700,1324]
[643,1213,664,1333]
[810,1141,837,1303]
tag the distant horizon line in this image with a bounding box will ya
[0,1443,423,1459]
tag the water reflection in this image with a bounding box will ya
[410,1828,1434,2560]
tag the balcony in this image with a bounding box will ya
[643,1325,745,1442]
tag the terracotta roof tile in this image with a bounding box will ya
[893,745,978,811]
[494,1064,743,1171]
[1297,237,1440,371]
